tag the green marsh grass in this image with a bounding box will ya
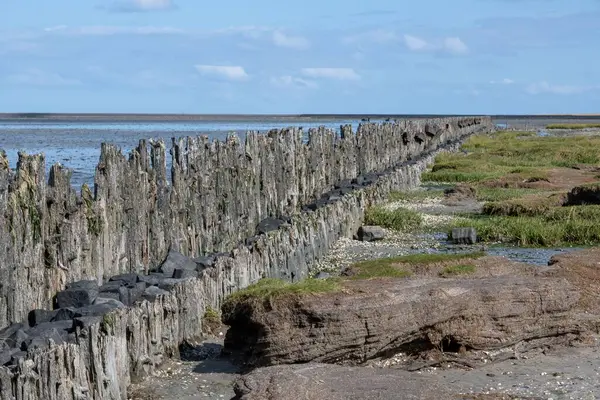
[364,206,422,232]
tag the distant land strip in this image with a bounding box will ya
[0,113,599,122]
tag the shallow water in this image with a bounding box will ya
[0,119,366,188]
[416,233,582,266]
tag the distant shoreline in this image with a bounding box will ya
[1,113,600,122]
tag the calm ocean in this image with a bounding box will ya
[0,119,366,188]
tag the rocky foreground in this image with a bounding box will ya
[222,249,600,399]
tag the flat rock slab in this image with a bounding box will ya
[234,363,521,400]
[223,255,596,367]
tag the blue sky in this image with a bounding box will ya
[1,0,599,114]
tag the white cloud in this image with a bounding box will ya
[105,0,175,12]
[272,31,310,49]
[526,81,598,95]
[401,34,469,55]
[443,37,469,54]
[270,75,318,89]
[6,69,80,86]
[403,34,428,51]
[43,25,183,36]
[194,65,249,81]
[300,68,360,80]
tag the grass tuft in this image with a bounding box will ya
[364,206,422,232]
[546,123,600,130]
[349,251,485,280]
[439,264,476,277]
[223,278,340,306]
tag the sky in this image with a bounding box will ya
[1,0,599,114]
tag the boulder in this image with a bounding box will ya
[8,351,27,366]
[451,227,477,244]
[73,316,103,330]
[315,272,331,280]
[109,273,140,286]
[158,250,197,277]
[93,298,126,308]
[157,278,186,291]
[0,348,20,366]
[173,268,198,279]
[194,255,217,271]
[0,324,26,349]
[99,281,125,294]
[6,328,29,351]
[118,282,147,306]
[256,218,284,235]
[356,226,386,242]
[28,309,59,327]
[52,308,78,322]
[56,280,99,308]
[138,272,169,287]
[142,286,170,302]
[53,301,125,322]
[414,132,426,143]
[223,264,583,367]
[96,292,120,301]
[25,320,73,348]
[25,328,68,351]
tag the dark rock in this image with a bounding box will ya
[334,179,352,190]
[76,301,125,318]
[52,308,78,322]
[28,309,59,327]
[96,292,120,301]
[303,203,317,212]
[9,351,27,366]
[256,218,284,235]
[0,348,19,366]
[124,282,147,305]
[9,329,30,350]
[66,280,97,290]
[25,328,67,351]
[414,132,426,143]
[159,249,197,277]
[157,278,186,291]
[173,268,198,279]
[109,273,140,286]
[142,286,170,302]
[26,320,73,341]
[451,227,477,244]
[425,123,437,137]
[73,316,102,330]
[244,237,260,249]
[357,226,386,242]
[315,272,331,280]
[194,255,217,270]
[138,272,168,287]
[0,323,26,349]
[56,280,99,308]
[99,281,125,294]
[93,298,126,308]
